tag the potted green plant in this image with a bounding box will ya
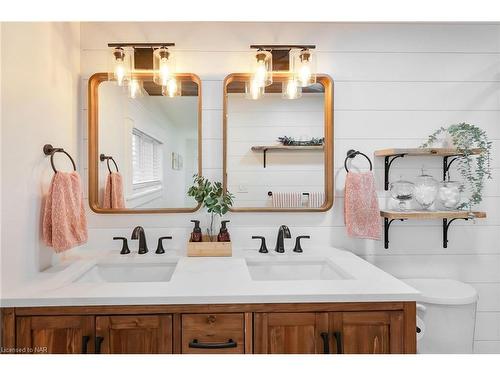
[187,174,234,241]
[421,122,492,210]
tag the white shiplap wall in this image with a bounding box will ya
[78,22,500,353]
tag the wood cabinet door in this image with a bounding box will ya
[333,311,404,354]
[16,316,94,354]
[96,315,173,354]
[254,312,329,354]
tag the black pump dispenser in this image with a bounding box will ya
[218,220,231,242]
[190,220,202,242]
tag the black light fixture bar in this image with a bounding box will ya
[250,44,316,50]
[108,43,175,48]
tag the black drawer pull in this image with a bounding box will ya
[95,336,104,354]
[81,335,90,354]
[188,339,237,349]
[320,332,330,354]
[333,331,343,354]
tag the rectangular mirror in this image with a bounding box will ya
[88,73,201,213]
[223,73,334,212]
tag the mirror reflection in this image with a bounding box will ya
[225,76,332,211]
[96,77,199,210]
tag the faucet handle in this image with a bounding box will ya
[156,236,173,254]
[293,235,310,253]
[113,237,130,255]
[252,236,268,253]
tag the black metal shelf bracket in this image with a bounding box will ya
[384,218,406,249]
[443,155,461,181]
[263,149,268,168]
[443,217,469,248]
[384,154,406,190]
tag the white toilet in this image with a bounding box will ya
[402,278,478,354]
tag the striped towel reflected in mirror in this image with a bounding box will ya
[271,192,303,208]
[308,191,325,208]
[270,191,325,208]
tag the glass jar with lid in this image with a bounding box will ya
[413,168,439,210]
[438,180,462,210]
[390,177,415,211]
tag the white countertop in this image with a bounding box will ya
[0,247,419,307]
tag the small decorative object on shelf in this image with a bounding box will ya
[413,168,439,210]
[187,174,234,242]
[438,180,462,210]
[389,177,415,211]
[421,123,492,210]
[277,136,324,146]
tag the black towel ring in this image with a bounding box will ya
[100,154,119,173]
[344,149,373,172]
[43,144,76,173]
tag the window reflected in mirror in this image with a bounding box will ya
[89,73,201,213]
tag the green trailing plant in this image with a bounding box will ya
[187,174,234,240]
[421,123,492,210]
[278,136,324,146]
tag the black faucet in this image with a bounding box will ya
[131,226,148,254]
[275,225,291,253]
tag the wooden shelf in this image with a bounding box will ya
[374,148,484,190]
[381,210,486,249]
[374,148,483,157]
[251,145,324,167]
[380,210,486,220]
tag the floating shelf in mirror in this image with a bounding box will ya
[251,145,325,168]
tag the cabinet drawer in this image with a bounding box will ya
[181,313,244,354]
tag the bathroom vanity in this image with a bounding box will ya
[1,248,418,354]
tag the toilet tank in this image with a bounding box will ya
[402,278,478,354]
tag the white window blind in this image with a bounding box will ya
[132,128,162,185]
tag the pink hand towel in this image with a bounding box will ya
[344,171,381,240]
[42,171,88,252]
[103,172,125,209]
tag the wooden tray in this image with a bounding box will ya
[187,235,232,257]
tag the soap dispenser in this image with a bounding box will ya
[190,220,202,242]
[217,220,231,242]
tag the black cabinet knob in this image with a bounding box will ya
[156,236,173,254]
[113,237,130,255]
[293,235,310,253]
[252,236,268,253]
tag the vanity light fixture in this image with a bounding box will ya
[282,78,302,100]
[109,47,131,86]
[291,48,317,87]
[153,46,175,86]
[251,49,273,87]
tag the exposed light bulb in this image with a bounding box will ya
[111,47,128,86]
[129,79,142,99]
[298,63,311,86]
[159,57,170,86]
[245,79,264,100]
[254,60,267,87]
[115,62,125,86]
[162,79,180,98]
[283,78,302,100]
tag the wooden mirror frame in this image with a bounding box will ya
[88,72,202,214]
[223,73,334,212]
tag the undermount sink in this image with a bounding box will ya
[74,261,178,283]
[245,257,352,281]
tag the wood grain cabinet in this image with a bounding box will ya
[16,316,94,354]
[254,310,408,354]
[1,302,415,354]
[96,315,173,354]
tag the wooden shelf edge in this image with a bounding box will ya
[251,145,324,152]
[380,210,486,220]
[374,148,483,157]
